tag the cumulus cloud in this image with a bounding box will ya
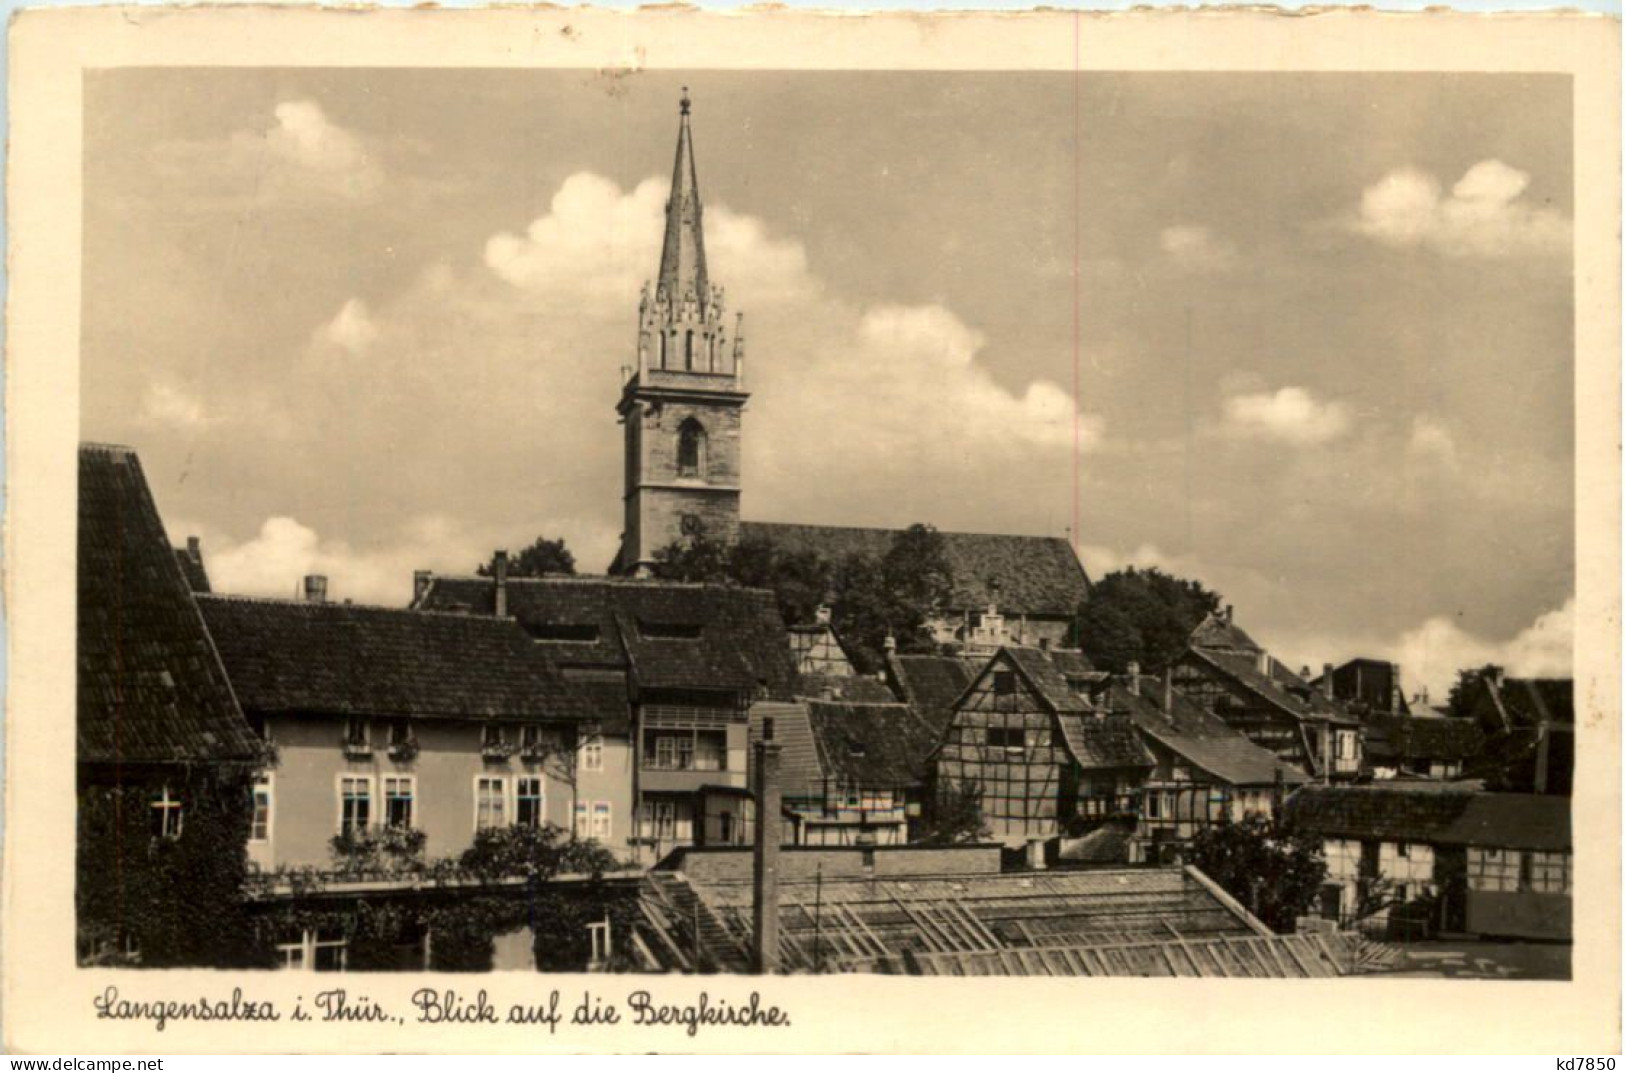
[316,298,379,356]
[139,382,213,430]
[1158,225,1236,272]
[1218,386,1352,445]
[1350,160,1569,258]
[153,98,382,204]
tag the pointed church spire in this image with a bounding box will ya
[657,87,710,314]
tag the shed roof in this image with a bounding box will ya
[78,444,262,766]
[740,521,1090,617]
[198,596,603,723]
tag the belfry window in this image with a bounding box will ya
[684,330,695,371]
[677,419,706,478]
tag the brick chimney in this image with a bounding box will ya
[1321,663,1335,699]
[1126,661,1140,695]
[186,535,202,561]
[413,569,433,604]
[752,732,783,974]
[492,550,509,617]
[303,575,327,603]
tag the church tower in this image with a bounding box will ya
[612,91,748,576]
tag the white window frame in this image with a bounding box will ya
[250,776,274,844]
[151,785,184,840]
[1526,851,1572,894]
[336,774,375,836]
[1468,846,1521,893]
[579,723,604,772]
[574,801,591,839]
[515,775,546,828]
[473,774,511,832]
[592,801,613,839]
[275,928,349,973]
[382,774,416,830]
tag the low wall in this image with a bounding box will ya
[667,843,1004,884]
[1465,890,1571,942]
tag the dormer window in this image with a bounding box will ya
[638,619,704,640]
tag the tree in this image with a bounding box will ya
[479,537,576,577]
[1445,663,1500,719]
[1186,814,1327,933]
[919,779,990,846]
[1072,566,1223,673]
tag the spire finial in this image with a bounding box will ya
[680,87,691,116]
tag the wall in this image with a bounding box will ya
[622,392,744,566]
[261,715,579,869]
[1464,890,1572,941]
[670,843,1004,884]
[571,736,636,864]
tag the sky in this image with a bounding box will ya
[80,68,1576,699]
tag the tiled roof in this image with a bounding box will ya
[1476,677,1575,730]
[1186,647,1358,726]
[749,701,825,800]
[78,444,262,765]
[886,654,977,736]
[1363,713,1486,765]
[806,700,939,788]
[1286,786,1569,851]
[416,575,798,700]
[1114,678,1309,788]
[1005,646,1092,715]
[1055,712,1154,771]
[739,521,1091,617]
[1188,613,1264,654]
[198,596,601,722]
[793,673,899,704]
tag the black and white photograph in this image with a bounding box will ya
[5,5,1619,1055]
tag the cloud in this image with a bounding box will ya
[1407,416,1458,466]
[317,298,379,356]
[152,98,382,205]
[1349,160,1569,258]
[1218,386,1352,445]
[1158,225,1236,272]
[139,382,213,430]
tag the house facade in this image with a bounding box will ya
[77,444,268,967]
[413,571,798,863]
[1171,611,1363,781]
[1287,784,1573,942]
[933,647,1152,847]
[198,591,609,870]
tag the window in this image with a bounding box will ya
[339,776,372,836]
[638,620,704,640]
[345,717,370,750]
[574,802,590,839]
[1144,791,1162,820]
[592,802,612,839]
[516,777,545,828]
[387,718,411,747]
[653,801,677,841]
[692,732,724,772]
[474,776,508,831]
[250,780,272,843]
[684,329,694,371]
[383,776,415,829]
[151,786,184,840]
[992,670,1016,696]
[1395,841,1410,859]
[677,419,706,478]
[1337,731,1359,760]
[718,811,734,844]
[522,623,601,642]
[654,735,678,770]
[987,726,1025,750]
[482,724,509,749]
[1468,846,1521,892]
[1527,851,1572,894]
[579,724,604,772]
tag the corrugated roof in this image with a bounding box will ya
[199,596,603,723]
[417,575,797,700]
[78,444,262,765]
[740,521,1090,617]
[1114,678,1309,787]
[1286,786,1569,850]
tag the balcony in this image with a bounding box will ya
[1074,794,1141,822]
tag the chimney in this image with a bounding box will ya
[493,550,509,618]
[1322,663,1335,700]
[1222,604,1233,624]
[1256,650,1270,675]
[413,570,433,604]
[1126,661,1140,695]
[303,575,327,603]
[815,604,832,626]
[1163,667,1174,718]
[186,535,202,562]
[751,736,783,974]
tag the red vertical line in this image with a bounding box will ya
[1071,10,1082,557]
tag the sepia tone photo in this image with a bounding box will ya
[5,6,1620,1054]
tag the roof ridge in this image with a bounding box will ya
[197,592,532,623]
[428,572,777,595]
[744,518,1072,544]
